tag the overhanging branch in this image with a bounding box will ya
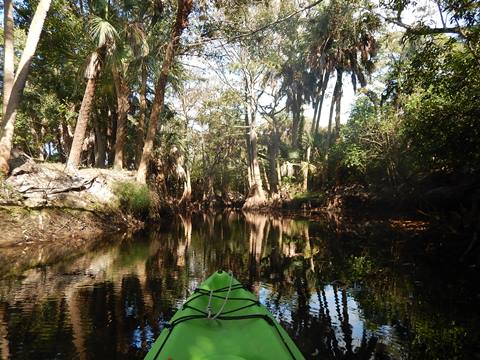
[187,0,323,49]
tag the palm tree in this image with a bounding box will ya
[66,13,118,171]
[308,0,379,150]
[108,1,151,170]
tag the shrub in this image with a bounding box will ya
[113,181,151,219]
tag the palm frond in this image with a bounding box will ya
[89,15,119,49]
[126,22,150,59]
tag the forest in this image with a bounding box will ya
[0,1,479,359]
[0,0,477,212]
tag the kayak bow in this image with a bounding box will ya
[145,270,305,360]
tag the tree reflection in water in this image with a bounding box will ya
[0,212,478,359]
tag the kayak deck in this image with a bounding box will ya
[145,270,305,359]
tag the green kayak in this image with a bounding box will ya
[145,270,305,360]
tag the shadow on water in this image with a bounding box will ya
[0,211,479,359]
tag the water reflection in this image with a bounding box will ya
[0,212,478,359]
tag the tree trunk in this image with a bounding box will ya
[314,70,330,135]
[291,92,302,150]
[326,69,342,151]
[135,63,147,168]
[32,121,45,160]
[0,0,51,175]
[243,77,265,208]
[66,69,98,170]
[59,122,73,161]
[302,145,311,191]
[244,121,265,206]
[179,167,192,207]
[136,0,193,183]
[334,69,343,140]
[112,67,130,170]
[83,130,96,166]
[94,117,106,168]
[326,93,335,153]
[269,127,280,193]
[310,98,320,135]
[2,0,14,114]
[107,106,117,167]
[262,163,270,193]
[276,159,282,188]
[244,108,254,188]
[249,128,262,192]
[246,161,253,189]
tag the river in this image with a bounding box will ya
[0,212,478,359]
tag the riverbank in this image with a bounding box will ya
[0,207,129,275]
[0,160,148,273]
[1,158,478,268]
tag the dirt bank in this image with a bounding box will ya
[0,206,132,276]
[0,159,148,275]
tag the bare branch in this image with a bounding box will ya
[186,0,323,49]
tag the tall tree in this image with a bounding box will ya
[112,65,130,170]
[110,4,151,170]
[308,0,379,150]
[135,62,148,168]
[136,0,194,183]
[66,13,118,170]
[0,0,52,175]
[3,0,14,115]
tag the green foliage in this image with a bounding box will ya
[328,95,406,186]
[113,181,151,218]
[4,0,479,205]
[89,16,119,48]
[400,39,480,176]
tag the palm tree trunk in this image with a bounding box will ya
[334,69,343,139]
[326,91,336,152]
[326,69,342,151]
[135,63,147,168]
[291,92,302,150]
[314,70,331,135]
[0,0,51,174]
[67,71,98,170]
[107,105,117,167]
[94,117,106,168]
[113,68,130,170]
[136,0,193,183]
[2,0,14,114]
[310,68,325,135]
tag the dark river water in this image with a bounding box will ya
[0,212,478,359]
